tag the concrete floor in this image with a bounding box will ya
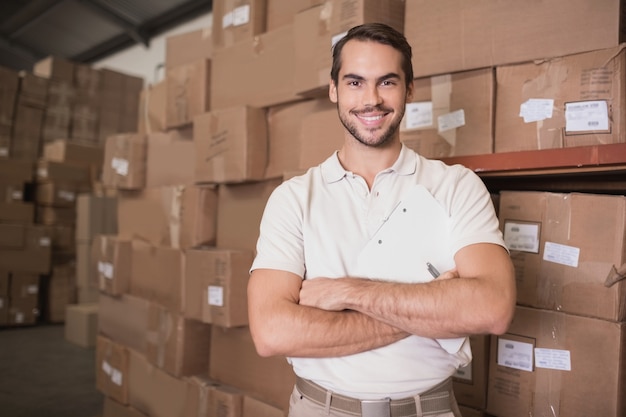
[0,323,103,417]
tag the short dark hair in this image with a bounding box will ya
[330,23,413,89]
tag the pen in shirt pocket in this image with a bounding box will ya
[426,262,440,279]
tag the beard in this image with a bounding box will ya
[337,103,405,148]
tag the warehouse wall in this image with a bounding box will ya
[92,12,212,86]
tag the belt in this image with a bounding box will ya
[295,376,454,417]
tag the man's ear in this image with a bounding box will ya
[406,79,414,102]
[329,79,338,103]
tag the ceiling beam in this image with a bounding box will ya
[76,0,150,47]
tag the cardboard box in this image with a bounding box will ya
[36,160,93,185]
[92,235,132,296]
[117,185,217,249]
[405,0,626,78]
[44,267,77,322]
[400,68,495,158]
[265,99,329,179]
[495,45,626,152]
[0,180,25,203]
[212,0,267,50]
[19,72,49,108]
[294,0,405,97]
[11,102,44,161]
[211,24,301,110]
[487,306,625,417]
[130,243,183,313]
[184,247,254,327]
[8,296,39,326]
[209,326,295,411]
[499,191,626,321]
[0,126,11,158]
[0,65,19,126]
[33,56,75,83]
[96,334,130,404]
[266,0,322,30]
[0,158,34,182]
[193,106,268,184]
[8,273,41,326]
[165,58,211,129]
[128,349,188,417]
[216,179,281,252]
[74,64,101,100]
[36,205,76,226]
[98,292,149,353]
[0,201,35,224]
[146,129,196,187]
[211,384,244,417]
[64,302,99,348]
[182,376,220,417]
[35,181,90,207]
[103,398,147,417]
[145,303,212,377]
[243,395,287,417]
[0,224,52,274]
[297,105,343,170]
[166,27,213,68]
[453,335,490,410]
[137,81,167,135]
[0,270,8,325]
[458,406,487,417]
[43,139,104,168]
[101,133,147,190]
[76,193,118,242]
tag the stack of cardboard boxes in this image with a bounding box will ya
[0,55,143,329]
[90,1,626,417]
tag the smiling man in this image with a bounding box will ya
[247,23,516,417]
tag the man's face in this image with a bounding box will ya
[329,40,412,148]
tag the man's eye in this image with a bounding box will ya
[348,81,361,87]
[381,80,396,86]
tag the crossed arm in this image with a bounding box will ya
[247,242,515,358]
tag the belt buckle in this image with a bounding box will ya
[361,398,391,417]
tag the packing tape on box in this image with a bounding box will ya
[431,74,457,148]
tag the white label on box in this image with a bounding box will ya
[405,102,433,129]
[58,190,76,202]
[565,100,609,133]
[111,157,129,176]
[497,338,534,372]
[438,109,465,132]
[519,98,554,123]
[208,285,224,307]
[543,241,579,267]
[11,190,23,200]
[98,261,114,279]
[503,221,540,253]
[535,348,571,371]
[15,312,24,323]
[39,237,51,247]
[0,147,7,157]
[26,285,38,295]
[102,360,112,375]
[37,167,48,178]
[222,11,233,28]
[454,362,473,382]
[111,368,123,386]
[232,5,250,26]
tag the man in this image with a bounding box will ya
[248,23,515,417]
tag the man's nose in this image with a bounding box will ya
[362,85,382,107]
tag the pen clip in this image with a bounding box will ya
[426,262,440,279]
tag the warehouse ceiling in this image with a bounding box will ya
[0,0,212,73]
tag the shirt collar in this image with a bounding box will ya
[320,144,417,184]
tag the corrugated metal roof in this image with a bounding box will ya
[0,0,212,72]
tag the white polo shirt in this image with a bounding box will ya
[251,144,506,399]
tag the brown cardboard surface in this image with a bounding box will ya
[297,106,343,171]
[400,68,494,158]
[35,181,90,207]
[182,375,220,417]
[0,224,52,273]
[103,398,147,417]
[184,247,254,327]
[165,58,211,129]
[453,335,490,410]
[76,193,118,241]
[211,24,301,110]
[165,27,212,68]
[405,0,625,78]
[19,73,49,108]
[193,106,268,184]
[137,81,167,135]
[243,395,287,417]
[216,179,281,252]
[33,56,75,83]
[128,349,188,417]
[92,235,131,296]
[45,270,77,323]
[209,326,295,411]
[96,334,130,404]
[499,191,626,321]
[43,139,104,168]
[64,302,98,348]
[0,201,35,224]
[211,0,267,50]
[36,205,76,226]
[101,133,147,190]
[117,185,217,249]
[487,306,626,417]
[145,303,212,377]
[11,102,44,161]
[267,0,322,30]
[146,129,195,187]
[36,160,93,185]
[495,45,626,152]
[0,158,34,182]
[98,292,149,353]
